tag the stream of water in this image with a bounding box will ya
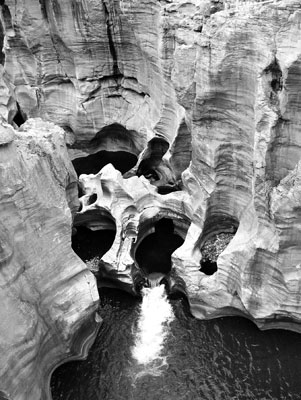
[132,285,174,378]
[51,287,301,400]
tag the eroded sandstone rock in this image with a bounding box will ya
[175,0,301,331]
[1,0,301,397]
[0,119,99,399]
[75,163,191,293]
[69,0,301,334]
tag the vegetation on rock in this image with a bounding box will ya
[86,257,101,272]
[201,233,234,262]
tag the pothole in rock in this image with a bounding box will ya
[200,232,234,275]
[72,225,116,273]
[72,150,138,176]
[72,123,141,176]
[135,218,184,275]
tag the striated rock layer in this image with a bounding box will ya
[0,119,100,399]
[75,163,191,293]
[176,0,301,332]
[1,0,301,398]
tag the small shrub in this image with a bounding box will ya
[201,233,234,262]
[85,256,101,272]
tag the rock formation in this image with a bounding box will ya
[75,163,190,292]
[1,0,301,398]
[176,0,301,331]
[0,119,100,399]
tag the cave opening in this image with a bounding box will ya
[199,215,238,276]
[72,226,116,269]
[137,137,169,183]
[72,210,116,271]
[135,218,184,275]
[72,123,140,176]
[12,104,26,127]
[72,150,138,176]
[199,259,217,276]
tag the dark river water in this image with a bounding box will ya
[51,287,301,400]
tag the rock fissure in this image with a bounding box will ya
[102,1,122,78]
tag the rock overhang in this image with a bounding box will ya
[1,0,301,397]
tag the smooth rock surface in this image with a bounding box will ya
[64,0,301,331]
[1,0,301,398]
[0,119,99,399]
[76,163,191,292]
[175,0,301,331]
[0,123,14,144]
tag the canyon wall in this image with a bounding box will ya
[1,0,301,398]
[0,119,100,399]
[175,0,301,330]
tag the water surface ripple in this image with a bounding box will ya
[51,288,301,400]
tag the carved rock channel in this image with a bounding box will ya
[1,0,301,398]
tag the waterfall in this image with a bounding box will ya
[131,284,174,377]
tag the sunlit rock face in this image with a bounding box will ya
[0,0,198,191]
[0,119,99,399]
[76,163,190,293]
[174,0,301,331]
[0,0,187,168]
[1,1,301,397]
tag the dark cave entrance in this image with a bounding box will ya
[199,258,218,276]
[72,150,138,176]
[72,212,116,270]
[135,218,184,275]
[72,226,116,264]
[12,103,26,127]
[72,123,140,177]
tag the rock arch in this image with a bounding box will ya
[72,123,141,176]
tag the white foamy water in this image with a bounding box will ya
[132,284,174,374]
